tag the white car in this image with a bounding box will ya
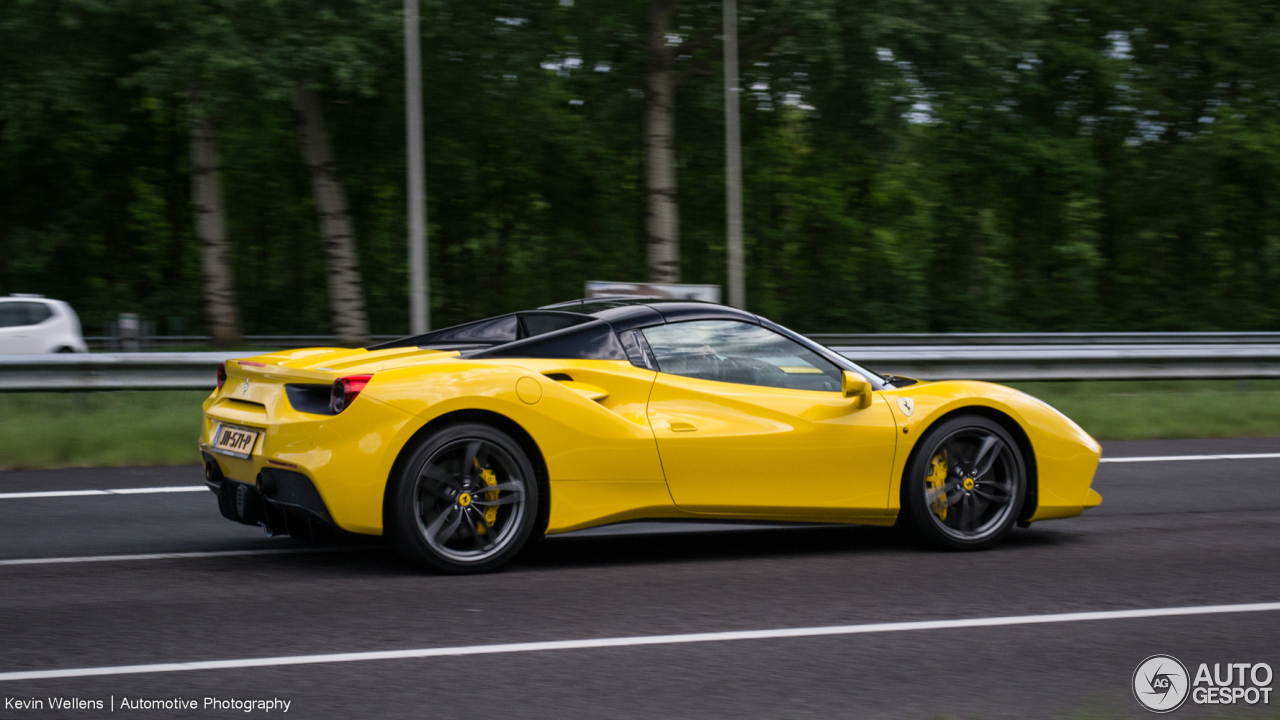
[0,295,88,354]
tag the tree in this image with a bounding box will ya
[6,0,1280,339]
[293,85,368,345]
[126,0,394,343]
[126,0,255,345]
[188,97,242,347]
[644,0,681,282]
[639,0,800,284]
[248,0,395,344]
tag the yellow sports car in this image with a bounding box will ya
[200,298,1102,573]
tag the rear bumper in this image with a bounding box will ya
[204,453,337,537]
[200,389,421,535]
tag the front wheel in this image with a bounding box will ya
[387,423,540,574]
[901,415,1026,550]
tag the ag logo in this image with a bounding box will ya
[240,379,250,395]
[896,397,915,417]
[1134,654,1190,713]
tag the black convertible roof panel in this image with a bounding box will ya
[469,318,628,361]
[538,296,657,313]
[581,303,665,332]
[647,301,759,325]
[368,310,592,351]
[542,297,757,327]
[369,298,759,358]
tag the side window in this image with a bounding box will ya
[0,303,54,328]
[0,303,28,328]
[641,320,843,392]
[618,329,657,370]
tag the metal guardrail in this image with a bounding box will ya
[829,344,1280,382]
[810,331,1280,346]
[0,352,254,391]
[85,335,403,351]
[86,331,1280,349]
[4,338,1280,390]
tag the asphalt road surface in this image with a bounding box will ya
[2,438,1279,719]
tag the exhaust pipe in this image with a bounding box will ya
[204,456,224,489]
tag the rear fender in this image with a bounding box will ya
[368,359,673,533]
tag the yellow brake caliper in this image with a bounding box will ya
[926,451,949,521]
[473,458,499,535]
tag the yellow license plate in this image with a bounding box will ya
[213,424,260,458]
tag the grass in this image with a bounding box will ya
[1010,379,1280,441]
[0,380,1278,470]
[0,391,208,470]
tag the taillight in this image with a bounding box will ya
[216,362,227,391]
[331,375,373,414]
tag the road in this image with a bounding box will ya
[1,438,1278,718]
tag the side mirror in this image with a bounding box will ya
[841,370,873,409]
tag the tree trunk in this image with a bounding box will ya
[188,104,242,348]
[293,86,370,346]
[644,0,680,283]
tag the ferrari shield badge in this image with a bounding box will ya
[896,397,915,416]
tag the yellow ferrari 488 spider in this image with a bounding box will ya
[200,298,1102,573]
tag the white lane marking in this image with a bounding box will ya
[2,601,1276,682]
[0,486,207,500]
[5,452,1278,498]
[0,546,368,567]
[1100,453,1280,464]
[5,451,1277,499]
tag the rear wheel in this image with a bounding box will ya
[387,423,539,574]
[901,415,1026,550]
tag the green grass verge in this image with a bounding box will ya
[0,380,1277,470]
[1010,379,1280,441]
[0,391,207,470]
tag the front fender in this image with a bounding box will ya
[878,381,1101,521]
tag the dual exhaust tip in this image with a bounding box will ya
[205,454,334,539]
[204,454,276,499]
[205,454,271,527]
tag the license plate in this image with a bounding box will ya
[213,424,260,458]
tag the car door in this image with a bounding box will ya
[642,320,899,517]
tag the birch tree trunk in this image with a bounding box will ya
[293,86,370,346]
[644,0,681,283]
[188,105,242,348]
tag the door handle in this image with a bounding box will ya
[669,420,697,432]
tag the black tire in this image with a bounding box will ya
[901,414,1026,550]
[386,422,540,574]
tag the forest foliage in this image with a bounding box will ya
[2,0,1279,336]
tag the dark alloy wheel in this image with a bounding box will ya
[902,415,1026,550]
[387,423,540,574]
